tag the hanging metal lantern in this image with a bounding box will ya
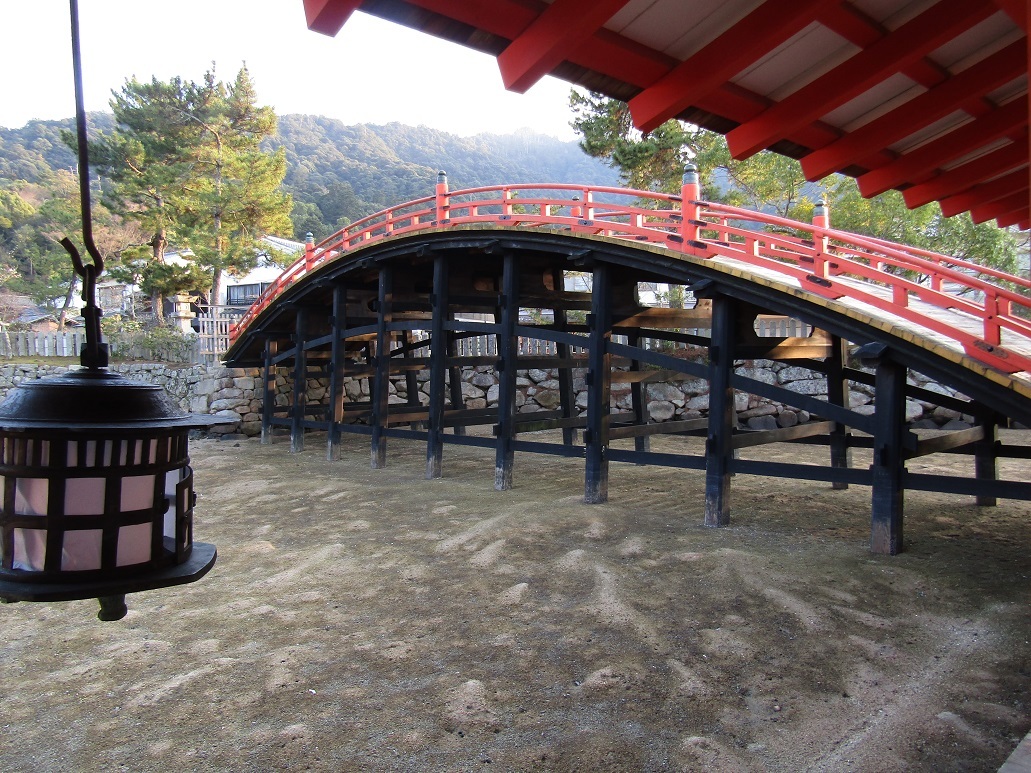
[0,370,217,620]
[0,0,217,620]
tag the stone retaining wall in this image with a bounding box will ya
[0,359,978,438]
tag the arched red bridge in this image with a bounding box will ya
[224,173,1031,555]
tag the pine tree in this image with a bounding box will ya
[91,66,292,313]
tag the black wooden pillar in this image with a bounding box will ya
[584,262,611,504]
[260,337,278,445]
[447,314,466,437]
[869,351,907,554]
[403,332,421,428]
[704,293,736,526]
[426,256,448,479]
[628,330,650,453]
[975,417,999,507]
[495,252,518,490]
[370,266,392,469]
[290,307,309,454]
[552,267,577,446]
[326,284,347,461]
[827,335,853,489]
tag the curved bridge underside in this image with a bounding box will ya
[224,227,1031,555]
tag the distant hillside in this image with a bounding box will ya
[0,113,617,242]
[270,115,619,239]
[0,114,114,183]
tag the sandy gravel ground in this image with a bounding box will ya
[2,430,1030,772]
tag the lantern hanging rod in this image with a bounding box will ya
[63,0,103,277]
[61,0,106,369]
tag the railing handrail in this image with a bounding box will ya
[230,182,1031,376]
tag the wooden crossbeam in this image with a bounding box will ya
[613,306,713,328]
[609,418,708,441]
[732,420,837,450]
[910,425,985,458]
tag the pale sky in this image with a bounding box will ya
[1,0,579,139]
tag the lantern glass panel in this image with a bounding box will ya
[61,528,103,570]
[120,474,155,512]
[116,523,152,566]
[65,477,106,515]
[14,478,48,515]
[13,528,46,570]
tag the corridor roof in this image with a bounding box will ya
[302,0,1029,230]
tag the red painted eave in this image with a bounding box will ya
[303,0,359,36]
[302,0,1030,229]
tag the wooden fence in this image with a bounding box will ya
[0,330,88,358]
[195,306,242,366]
[0,315,809,364]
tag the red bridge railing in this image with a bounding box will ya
[231,172,1031,375]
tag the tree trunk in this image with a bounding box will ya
[210,270,223,312]
[59,275,79,326]
[151,228,167,321]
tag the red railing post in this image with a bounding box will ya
[681,164,701,245]
[984,292,1002,346]
[812,199,829,277]
[304,232,316,272]
[435,170,449,223]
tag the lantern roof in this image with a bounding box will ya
[0,369,219,431]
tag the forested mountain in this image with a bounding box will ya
[271,115,619,239]
[0,112,617,306]
[0,113,619,245]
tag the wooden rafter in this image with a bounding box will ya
[628,0,823,134]
[726,0,997,160]
[498,0,629,93]
[802,41,1026,182]
[816,1,947,89]
[303,0,360,35]
[970,190,1030,223]
[937,167,1030,216]
[896,134,1028,206]
[857,95,1029,197]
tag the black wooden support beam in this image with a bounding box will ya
[370,267,392,469]
[426,256,448,479]
[627,330,650,454]
[495,252,518,490]
[704,293,736,527]
[975,417,999,507]
[827,335,853,489]
[403,330,422,430]
[447,314,467,437]
[553,267,578,446]
[260,337,278,445]
[326,284,347,461]
[290,307,309,454]
[584,262,612,504]
[869,350,907,554]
